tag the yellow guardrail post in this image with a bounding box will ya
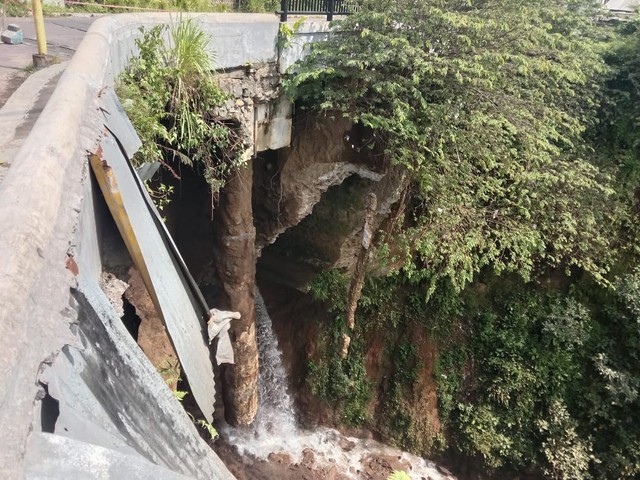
[31,0,49,64]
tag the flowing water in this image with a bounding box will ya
[221,290,454,480]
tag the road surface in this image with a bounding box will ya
[0,14,98,107]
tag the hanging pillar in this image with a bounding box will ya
[212,158,259,426]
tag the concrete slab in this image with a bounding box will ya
[606,0,640,12]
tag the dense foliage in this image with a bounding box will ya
[289,1,640,478]
[308,268,640,478]
[435,272,640,479]
[306,270,373,425]
[2,0,230,16]
[306,269,452,449]
[118,21,243,198]
[237,0,278,13]
[286,0,633,296]
[591,17,640,252]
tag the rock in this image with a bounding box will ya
[301,448,316,467]
[338,437,356,452]
[341,427,374,439]
[1,24,23,45]
[339,334,351,359]
[361,455,393,479]
[436,465,454,477]
[267,452,292,465]
[99,272,128,318]
[325,465,339,480]
[124,267,180,390]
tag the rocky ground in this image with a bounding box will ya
[215,438,453,480]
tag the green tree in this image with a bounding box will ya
[286,0,630,296]
[590,18,640,256]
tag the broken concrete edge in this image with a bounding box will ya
[278,20,331,74]
[27,276,233,479]
[22,276,233,479]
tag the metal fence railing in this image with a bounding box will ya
[278,0,358,22]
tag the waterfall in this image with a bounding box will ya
[221,289,300,455]
[252,290,298,437]
[221,288,454,480]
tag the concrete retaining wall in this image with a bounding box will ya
[0,13,326,478]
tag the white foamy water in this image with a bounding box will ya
[222,289,454,480]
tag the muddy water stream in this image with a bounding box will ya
[220,291,455,480]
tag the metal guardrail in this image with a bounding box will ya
[278,0,358,22]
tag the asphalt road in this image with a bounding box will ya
[0,14,99,106]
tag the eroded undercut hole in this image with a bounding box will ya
[40,384,59,434]
[121,297,141,341]
[253,148,283,249]
[257,173,374,289]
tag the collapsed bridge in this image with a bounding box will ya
[0,13,329,478]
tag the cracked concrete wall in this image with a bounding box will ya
[214,62,289,155]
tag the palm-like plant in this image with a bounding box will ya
[119,18,243,199]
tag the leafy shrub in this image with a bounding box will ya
[434,345,466,427]
[118,20,243,200]
[387,471,411,480]
[238,0,278,12]
[307,350,371,426]
[538,400,594,480]
[307,269,350,314]
[447,291,592,473]
[66,0,229,13]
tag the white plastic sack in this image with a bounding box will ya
[207,309,241,365]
